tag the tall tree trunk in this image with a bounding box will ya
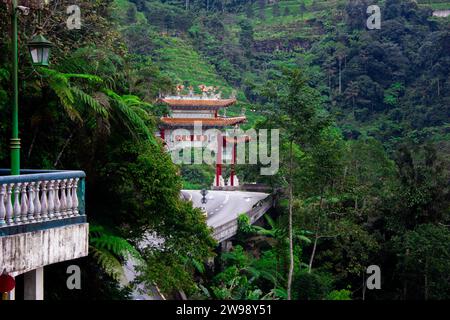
[308,194,324,273]
[342,165,348,192]
[54,132,74,167]
[287,140,294,300]
[27,127,39,160]
[308,234,319,274]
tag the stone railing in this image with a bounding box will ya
[0,170,86,231]
[213,195,273,243]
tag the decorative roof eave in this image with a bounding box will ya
[224,136,252,143]
[160,116,247,128]
[158,98,237,109]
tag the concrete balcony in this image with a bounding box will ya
[0,170,89,299]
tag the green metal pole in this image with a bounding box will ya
[11,0,20,176]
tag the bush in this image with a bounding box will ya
[293,271,333,300]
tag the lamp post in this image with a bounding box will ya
[8,0,52,175]
[201,188,208,204]
[10,0,20,176]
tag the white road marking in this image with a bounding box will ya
[222,194,230,205]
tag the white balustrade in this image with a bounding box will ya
[48,180,55,219]
[54,179,61,219]
[40,181,49,221]
[60,179,67,218]
[34,182,41,221]
[13,183,21,223]
[0,184,6,225]
[0,175,84,228]
[28,182,35,222]
[66,179,73,217]
[20,182,29,223]
[6,184,13,224]
[72,178,79,216]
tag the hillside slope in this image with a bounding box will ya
[116,0,450,147]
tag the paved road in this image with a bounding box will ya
[181,190,270,229]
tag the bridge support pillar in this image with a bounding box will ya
[24,267,44,300]
[206,257,215,273]
[221,240,233,252]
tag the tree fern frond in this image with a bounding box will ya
[90,246,125,282]
[90,233,141,261]
[121,95,152,108]
[39,68,82,122]
[265,215,276,229]
[64,73,103,84]
[246,266,261,279]
[191,258,206,274]
[71,87,109,118]
[104,89,154,143]
[294,232,312,244]
[258,270,277,284]
[253,225,274,237]
[89,224,105,235]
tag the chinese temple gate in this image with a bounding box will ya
[158,87,246,187]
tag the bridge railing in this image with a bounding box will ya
[0,170,86,233]
[213,195,273,243]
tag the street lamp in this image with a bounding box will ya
[5,0,53,175]
[201,189,208,204]
[28,34,53,66]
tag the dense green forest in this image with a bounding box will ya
[1,0,449,300]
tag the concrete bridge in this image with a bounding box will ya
[181,190,273,242]
[123,189,274,299]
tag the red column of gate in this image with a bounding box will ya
[216,133,223,187]
[230,139,236,186]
